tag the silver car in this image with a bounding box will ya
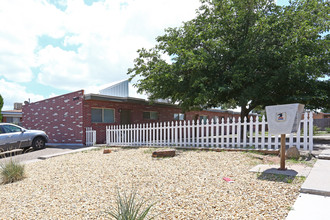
[0,123,49,152]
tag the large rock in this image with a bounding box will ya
[152,149,176,158]
[286,146,300,160]
[103,149,112,154]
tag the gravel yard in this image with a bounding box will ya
[0,148,306,219]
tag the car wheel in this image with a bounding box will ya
[32,137,45,150]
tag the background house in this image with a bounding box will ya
[313,112,330,130]
[22,80,246,145]
[1,103,23,125]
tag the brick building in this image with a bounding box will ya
[22,80,246,145]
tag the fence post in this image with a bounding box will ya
[196,120,200,147]
[178,121,182,147]
[289,133,293,148]
[93,130,96,145]
[243,117,247,148]
[183,120,187,147]
[226,118,230,148]
[159,122,162,147]
[296,122,301,150]
[205,119,209,148]
[309,111,313,152]
[216,118,219,148]
[232,117,236,148]
[255,117,259,149]
[261,115,265,149]
[192,120,195,147]
[237,117,241,148]
[221,118,224,148]
[249,116,253,148]
[167,122,170,146]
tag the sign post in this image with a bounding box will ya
[266,103,304,170]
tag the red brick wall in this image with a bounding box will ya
[83,100,242,144]
[22,90,84,144]
[83,100,184,144]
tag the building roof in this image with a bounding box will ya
[99,79,129,97]
[84,93,178,108]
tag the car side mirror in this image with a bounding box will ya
[21,129,26,133]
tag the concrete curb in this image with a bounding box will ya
[37,146,99,160]
[299,159,330,197]
[318,154,330,160]
[299,189,330,197]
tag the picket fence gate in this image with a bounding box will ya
[106,112,313,152]
[86,127,96,146]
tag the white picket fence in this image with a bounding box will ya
[86,127,96,146]
[106,112,314,152]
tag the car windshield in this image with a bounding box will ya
[1,124,22,133]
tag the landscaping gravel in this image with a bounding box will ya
[0,148,304,219]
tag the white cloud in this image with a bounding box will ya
[0,0,66,83]
[0,79,44,110]
[0,0,201,99]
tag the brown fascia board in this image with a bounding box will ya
[83,93,178,108]
[205,108,236,114]
[205,108,258,116]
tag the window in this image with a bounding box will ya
[143,111,158,120]
[6,117,20,124]
[1,124,22,133]
[212,116,219,123]
[174,113,185,120]
[91,108,114,123]
[199,115,208,124]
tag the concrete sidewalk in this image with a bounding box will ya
[286,149,330,219]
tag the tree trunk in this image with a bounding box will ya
[240,105,251,122]
[239,105,253,141]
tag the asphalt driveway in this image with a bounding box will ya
[0,144,92,164]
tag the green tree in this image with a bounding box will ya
[128,0,329,120]
[0,95,3,122]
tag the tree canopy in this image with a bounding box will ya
[128,0,329,119]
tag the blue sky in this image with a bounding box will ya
[0,0,202,110]
[0,0,323,110]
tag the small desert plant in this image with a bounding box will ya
[0,159,25,184]
[143,148,158,154]
[107,189,156,220]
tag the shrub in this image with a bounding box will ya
[0,159,25,184]
[325,127,330,133]
[107,189,156,220]
[300,125,321,135]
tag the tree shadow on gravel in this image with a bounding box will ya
[257,173,305,184]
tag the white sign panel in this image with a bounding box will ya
[265,103,304,135]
